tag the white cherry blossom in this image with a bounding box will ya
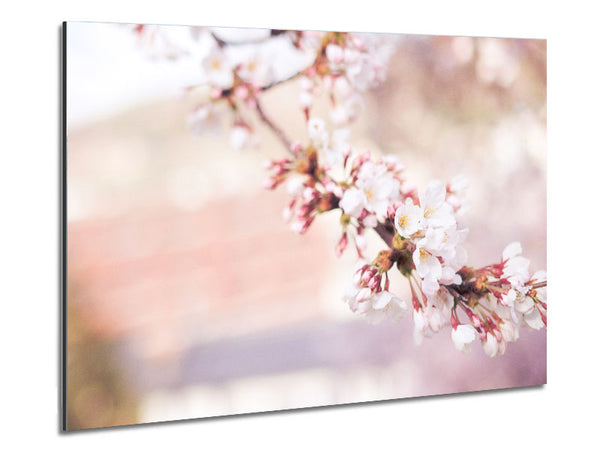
[499,320,519,342]
[418,180,455,229]
[502,241,530,286]
[365,291,409,324]
[412,310,430,345]
[229,126,255,151]
[355,161,400,217]
[524,308,544,330]
[325,44,345,69]
[339,187,366,218]
[188,103,221,135]
[202,47,234,88]
[237,50,274,85]
[307,117,329,149]
[452,324,477,353]
[412,243,442,296]
[325,128,351,168]
[394,198,424,238]
[342,282,408,324]
[286,176,306,197]
[483,332,499,357]
[339,160,400,219]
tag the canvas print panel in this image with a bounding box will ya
[64,22,546,430]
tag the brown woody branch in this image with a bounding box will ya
[374,222,395,248]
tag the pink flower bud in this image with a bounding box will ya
[300,215,315,233]
[477,329,486,340]
[368,274,381,290]
[297,204,312,218]
[466,309,482,328]
[451,312,459,330]
[387,205,396,220]
[493,328,503,342]
[361,267,376,284]
[335,233,348,257]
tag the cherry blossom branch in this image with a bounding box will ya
[131,26,547,358]
[263,118,547,357]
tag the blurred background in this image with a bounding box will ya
[66,22,546,430]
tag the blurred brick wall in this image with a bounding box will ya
[68,191,333,360]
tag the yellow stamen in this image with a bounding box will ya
[424,207,435,218]
[398,214,409,228]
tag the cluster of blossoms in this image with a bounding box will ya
[262,142,340,235]
[134,27,397,148]
[387,185,546,356]
[296,32,397,125]
[263,117,546,357]
[394,180,468,298]
[343,254,409,325]
[133,26,546,357]
[445,243,547,356]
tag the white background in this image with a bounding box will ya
[1,0,598,448]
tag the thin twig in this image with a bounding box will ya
[251,69,396,249]
[261,70,305,92]
[255,100,293,153]
[263,110,396,247]
[220,70,305,98]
